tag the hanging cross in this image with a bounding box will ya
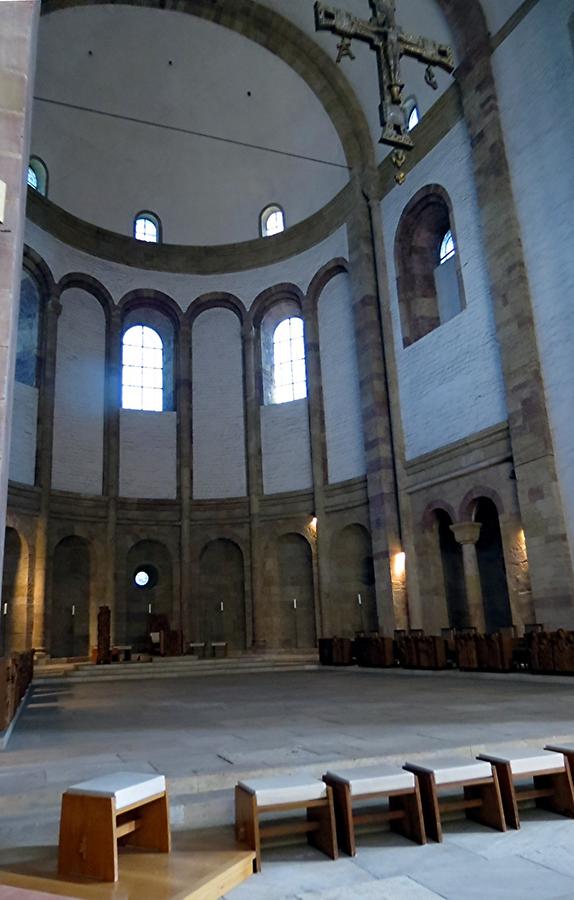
[315,0,454,155]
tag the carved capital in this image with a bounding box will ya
[450,521,481,545]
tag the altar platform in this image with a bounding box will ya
[0,829,254,900]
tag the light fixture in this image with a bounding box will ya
[392,551,406,579]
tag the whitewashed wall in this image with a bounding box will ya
[492,0,574,555]
[52,288,105,493]
[9,383,37,485]
[318,271,365,483]
[381,120,508,460]
[261,399,313,495]
[119,410,177,499]
[24,222,348,312]
[192,308,247,499]
[34,5,347,244]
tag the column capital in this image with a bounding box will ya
[450,521,481,546]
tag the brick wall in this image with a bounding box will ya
[119,410,177,499]
[317,270,365,483]
[261,399,313,495]
[192,307,247,499]
[381,121,508,460]
[52,288,105,494]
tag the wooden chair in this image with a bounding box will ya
[235,776,338,872]
[58,772,170,882]
[478,748,574,829]
[403,758,506,842]
[323,765,426,856]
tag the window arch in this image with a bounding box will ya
[27,157,48,196]
[440,229,456,264]
[272,316,307,403]
[394,186,465,347]
[403,96,420,131]
[134,211,162,244]
[260,204,285,238]
[122,325,163,411]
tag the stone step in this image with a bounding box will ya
[33,654,320,684]
[33,663,320,685]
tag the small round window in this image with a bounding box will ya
[133,565,158,590]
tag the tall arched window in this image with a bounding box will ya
[27,157,48,196]
[272,316,307,403]
[260,204,285,238]
[134,212,161,243]
[122,325,163,411]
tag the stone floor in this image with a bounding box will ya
[2,668,574,898]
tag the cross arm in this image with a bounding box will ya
[314,2,379,45]
[399,31,455,73]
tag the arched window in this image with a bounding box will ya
[122,325,163,411]
[403,96,420,131]
[27,157,48,196]
[394,186,465,346]
[134,212,161,244]
[272,316,307,403]
[260,204,285,238]
[440,229,456,264]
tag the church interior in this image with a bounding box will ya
[1,0,574,897]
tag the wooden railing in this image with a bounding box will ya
[318,629,574,676]
[0,650,34,732]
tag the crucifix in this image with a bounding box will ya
[315,0,454,182]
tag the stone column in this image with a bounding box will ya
[177,320,192,646]
[450,521,485,633]
[103,307,121,644]
[32,290,61,652]
[346,175,404,634]
[302,301,327,638]
[454,37,574,626]
[243,323,263,649]
[0,2,39,599]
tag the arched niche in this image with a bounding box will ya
[50,536,91,659]
[473,497,513,633]
[197,539,246,651]
[394,185,465,347]
[435,509,466,630]
[52,287,106,495]
[125,540,173,651]
[317,270,365,484]
[330,524,377,637]
[276,533,316,649]
[1,528,30,656]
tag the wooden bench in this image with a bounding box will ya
[211,641,228,658]
[58,772,170,882]
[323,765,426,856]
[477,748,574,829]
[235,776,338,872]
[404,758,506,842]
[187,641,206,658]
